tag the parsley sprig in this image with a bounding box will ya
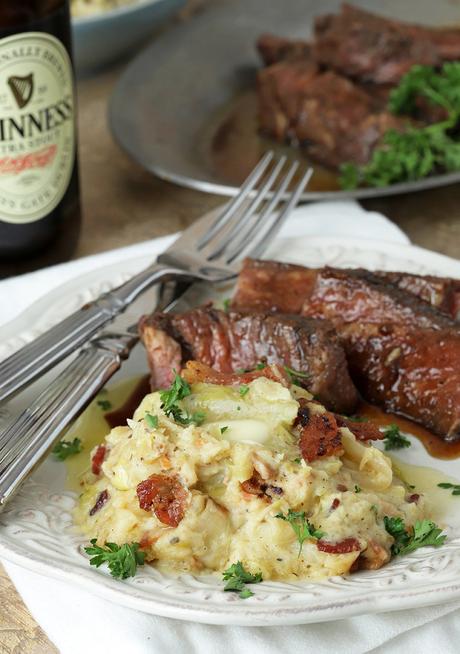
[52,437,82,461]
[222,561,263,599]
[275,509,324,556]
[384,516,446,556]
[340,63,460,189]
[437,482,460,496]
[160,373,205,426]
[84,539,145,579]
[382,424,411,451]
[145,412,159,429]
[283,366,310,386]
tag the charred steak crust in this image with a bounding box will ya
[139,305,358,414]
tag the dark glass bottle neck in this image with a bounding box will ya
[0,1,67,28]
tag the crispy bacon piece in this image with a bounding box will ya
[91,445,106,475]
[89,489,109,516]
[240,470,283,500]
[317,537,361,554]
[296,400,343,462]
[136,474,187,528]
[181,360,290,388]
[331,498,340,511]
[335,415,383,441]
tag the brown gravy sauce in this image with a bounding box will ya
[356,402,460,460]
[202,90,340,192]
[105,375,150,429]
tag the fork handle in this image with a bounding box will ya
[0,332,138,508]
[0,261,185,406]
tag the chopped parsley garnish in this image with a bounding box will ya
[382,424,411,450]
[239,384,250,397]
[340,63,460,189]
[294,457,302,464]
[255,361,267,370]
[354,485,361,493]
[283,366,310,385]
[220,426,229,434]
[222,561,263,599]
[437,482,460,496]
[84,539,145,579]
[223,298,231,312]
[384,516,446,556]
[97,399,112,411]
[145,413,158,429]
[275,509,324,556]
[52,437,82,461]
[159,373,206,426]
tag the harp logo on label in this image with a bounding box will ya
[0,32,75,224]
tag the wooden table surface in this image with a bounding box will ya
[2,23,460,654]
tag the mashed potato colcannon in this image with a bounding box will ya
[76,362,428,581]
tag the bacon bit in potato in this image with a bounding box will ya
[317,537,361,554]
[331,498,340,511]
[89,489,109,516]
[136,474,187,527]
[181,360,290,387]
[335,415,383,441]
[91,444,107,475]
[295,399,343,462]
[240,470,283,501]
[352,539,390,570]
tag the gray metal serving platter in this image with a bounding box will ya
[109,0,460,200]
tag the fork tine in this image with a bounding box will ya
[203,155,288,261]
[197,151,274,249]
[244,167,313,262]
[218,159,300,264]
[222,165,313,265]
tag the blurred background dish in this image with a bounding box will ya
[109,0,460,200]
[71,0,186,73]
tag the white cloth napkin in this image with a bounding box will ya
[2,200,460,654]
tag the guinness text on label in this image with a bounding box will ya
[0,31,75,224]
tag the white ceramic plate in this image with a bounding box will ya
[1,232,460,626]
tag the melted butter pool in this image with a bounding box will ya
[63,376,146,492]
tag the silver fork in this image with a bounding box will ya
[0,152,310,406]
[0,158,313,507]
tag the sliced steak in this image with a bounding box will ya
[302,269,460,438]
[138,305,358,414]
[257,33,311,66]
[232,259,460,438]
[313,4,460,85]
[232,259,460,322]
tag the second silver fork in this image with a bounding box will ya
[0,158,312,507]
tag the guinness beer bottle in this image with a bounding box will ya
[0,1,80,269]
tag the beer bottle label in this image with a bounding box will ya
[0,32,75,224]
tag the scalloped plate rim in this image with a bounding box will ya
[1,233,460,625]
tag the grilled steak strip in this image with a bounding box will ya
[232,260,460,438]
[138,305,358,414]
[313,3,460,85]
[232,259,460,321]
